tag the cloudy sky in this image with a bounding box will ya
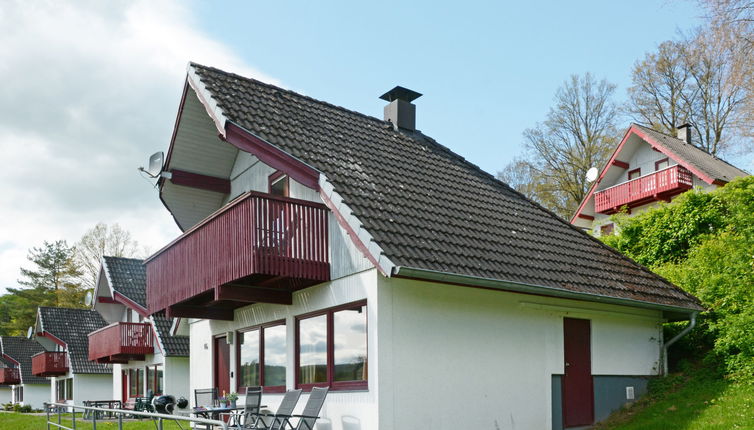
[0,0,742,293]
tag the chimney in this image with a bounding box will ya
[380,86,422,131]
[677,124,692,144]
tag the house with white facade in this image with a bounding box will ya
[0,336,49,408]
[143,63,704,430]
[32,307,112,406]
[571,123,748,235]
[90,256,190,404]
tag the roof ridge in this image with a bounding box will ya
[632,123,750,175]
[190,62,411,138]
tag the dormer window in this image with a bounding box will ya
[269,172,289,197]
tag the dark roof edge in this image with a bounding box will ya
[391,266,704,316]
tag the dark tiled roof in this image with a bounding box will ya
[0,336,47,384]
[152,312,189,357]
[190,63,703,312]
[103,256,147,307]
[38,307,111,374]
[634,124,749,183]
[102,257,189,356]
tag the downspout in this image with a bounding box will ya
[662,312,697,376]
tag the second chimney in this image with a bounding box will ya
[677,124,692,144]
[380,86,422,131]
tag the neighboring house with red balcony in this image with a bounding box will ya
[144,63,703,430]
[91,256,190,404]
[32,307,112,406]
[571,123,749,235]
[0,336,48,408]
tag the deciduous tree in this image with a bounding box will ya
[74,223,143,291]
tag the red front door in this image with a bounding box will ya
[562,318,594,427]
[214,336,231,397]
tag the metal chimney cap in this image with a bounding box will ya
[379,86,422,103]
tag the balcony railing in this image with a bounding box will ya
[146,191,330,315]
[31,351,68,377]
[595,165,693,214]
[88,322,153,364]
[0,367,20,385]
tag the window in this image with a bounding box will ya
[129,368,143,398]
[14,386,22,403]
[269,172,289,197]
[146,365,164,395]
[600,223,614,237]
[296,301,367,391]
[655,158,669,171]
[628,168,641,180]
[237,321,287,393]
[55,379,73,401]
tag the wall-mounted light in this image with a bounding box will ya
[226,332,234,345]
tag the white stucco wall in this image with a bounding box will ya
[73,374,112,405]
[165,357,190,400]
[15,383,49,409]
[376,276,663,430]
[190,268,380,430]
[0,386,10,405]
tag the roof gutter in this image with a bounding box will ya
[391,266,701,317]
[662,312,698,376]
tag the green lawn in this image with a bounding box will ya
[594,371,754,430]
[0,413,187,430]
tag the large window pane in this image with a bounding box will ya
[333,305,367,382]
[146,367,155,395]
[298,315,327,384]
[156,367,164,395]
[239,330,260,388]
[66,378,73,400]
[264,324,286,387]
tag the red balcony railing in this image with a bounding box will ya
[0,367,20,385]
[88,322,153,364]
[146,191,330,314]
[31,351,68,377]
[595,165,693,214]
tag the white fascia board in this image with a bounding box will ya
[320,177,395,276]
[186,63,228,138]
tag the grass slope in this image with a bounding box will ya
[594,370,754,430]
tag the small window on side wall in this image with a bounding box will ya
[269,172,289,197]
[628,168,641,180]
[601,223,614,236]
[655,158,669,171]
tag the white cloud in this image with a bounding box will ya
[0,0,277,292]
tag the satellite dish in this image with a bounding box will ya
[139,152,164,178]
[84,291,93,307]
[27,326,33,339]
[585,167,599,183]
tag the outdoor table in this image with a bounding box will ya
[82,400,123,419]
[187,405,267,428]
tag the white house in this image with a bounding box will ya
[32,307,112,406]
[571,123,748,235]
[143,63,704,430]
[90,256,190,404]
[0,336,49,409]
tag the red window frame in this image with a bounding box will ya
[268,171,290,197]
[236,320,287,393]
[128,368,143,398]
[628,168,641,180]
[655,158,669,171]
[295,300,368,392]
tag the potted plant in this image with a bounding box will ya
[226,392,239,408]
[218,395,228,408]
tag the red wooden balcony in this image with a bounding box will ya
[146,191,330,320]
[31,351,68,377]
[88,322,153,364]
[0,368,20,385]
[595,165,693,214]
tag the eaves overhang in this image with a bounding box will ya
[391,266,703,321]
